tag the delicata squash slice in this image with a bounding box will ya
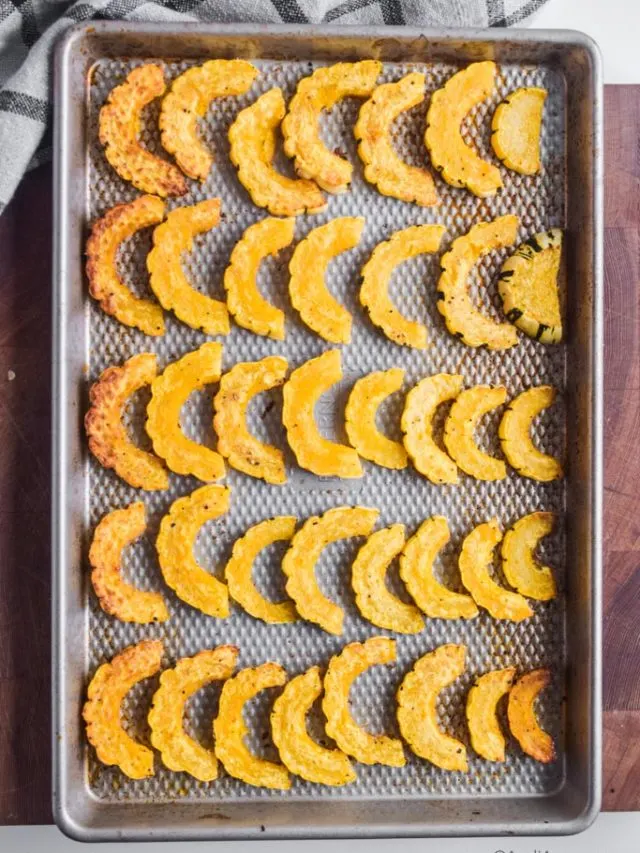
[149,646,238,781]
[99,64,187,197]
[214,662,291,789]
[355,73,438,206]
[289,217,364,344]
[465,667,516,762]
[344,369,408,470]
[425,61,502,198]
[360,224,446,349]
[397,644,467,771]
[85,353,169,491]
[271,666,356,786]
[491,87,547,176]
[147,198,230,336]
[83,640,163,779]
[159,60,257,182]
[282,60,382,193]
[443,385,507,481]
[228,88,326,217]
[282,506,378,635]
[437,215,520,349]
[323,637,405,767]
[498,386,563,481]
[507,668,556,763]
[501,511,557,601]
[89,502,168,624]
[86,195,166,336]
[156,484,230,618]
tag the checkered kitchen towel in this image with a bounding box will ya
[0,0,549,214]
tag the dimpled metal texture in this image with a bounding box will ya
[86,56,566,803]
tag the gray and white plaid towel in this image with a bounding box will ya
[0,0,549,214]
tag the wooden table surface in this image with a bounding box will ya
[0,85,637,825]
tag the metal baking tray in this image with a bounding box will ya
[52,21,602,841]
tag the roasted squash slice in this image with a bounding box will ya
[507,669,556,763]
[501,512,557,601]
[443,385,507,481]
[498,385,563,481]
[345,369,408,469]
[491,87,547,176]
[466,667,516,762]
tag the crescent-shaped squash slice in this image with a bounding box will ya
[443,385,507,481]
[271,666,356,786]
[98,64,187,197]
[225,516,298,624]
[437,215,520,349]
[213,356,288,484]
[155,484,230,618]
[86,195,165,336]
[146,342,225,482]
[228,88,326,217]
[282,506,378,635]
[159,60,257,181]
[399,516,478,620]
[501,512,557,601]
[425,61,502,197]
[491,87,547,176]
[351,525,423,634]
[147,198,229,336]
[85,353,169,491]
[465,667,516,762]
[355,73,438,206]
[498,386,563,481]
[282,349,362,478]
[148,645,238,781]
[213,662,291,789]
[223,217,295,340]
[89,502,168,624]
[323,637,405,767]
[360,224,446,349]
[282,60,382,193]
[288,217,364,344]
[83,639,163,779]
[458,519,533,622]
[396,644,467,771]
[507,669,556,763]
[345,369,407,469]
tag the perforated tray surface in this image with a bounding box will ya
[86,56,566,803]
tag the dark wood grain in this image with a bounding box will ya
[0,86,637,824]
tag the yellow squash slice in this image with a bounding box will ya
[351,525,423,634]
[214,662,291,789]
[85,353,169,491]
[396,644,467,771]
[282,506,378,635]
[498,386,563,481]
[501,512,557,601]
[148,645,238,781]
[83,640,163,779]
[271,666,356,786]
[425,61,502,197]
[282,350,362,478]
[282,60,382,193]
[147,198,230,336]
[344,369,408,469]
[458,519,533,622]
[155,484,230,618]
[437,215,519,349]
[498,229,563,344]
[466,667,516,762]
[288,217,364,344]
[507,669,556,763]
[89,502,168,624]
[86,195,165,336]
[360,224,446,349]
[323,637,405,766]
[355,73,438,206]
[223,217,295,340]
[99,64,187,197]
[491,87,547,175]
[225,517,298,624]
[399,516,478,620]
[228,88,326,216]
[401,373,463,485]
[146,342,225,482]
[159,60,257,181]
[213,356,288,484]
[443,385,507,481]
